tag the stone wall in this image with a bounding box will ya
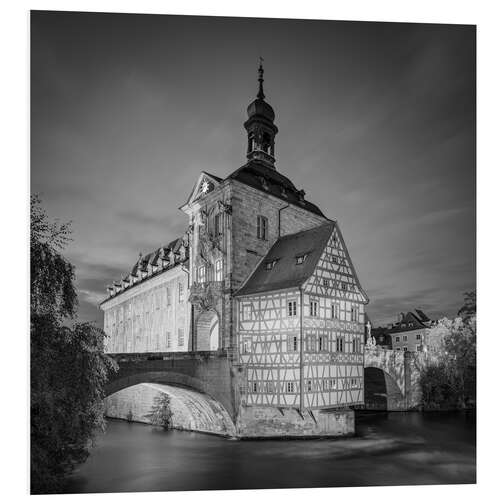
[236,406,355,438]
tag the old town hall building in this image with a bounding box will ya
[101,64,369,436]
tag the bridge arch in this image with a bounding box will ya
[104,352,235,435]
[105,371,235,436]
[364,367,404,411]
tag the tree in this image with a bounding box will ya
[144,394,173,430]
[458,291,476,322]
[30,195,117,494]
[420,292,476,410]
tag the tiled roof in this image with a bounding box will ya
[101,236,188,306]
[235,222,334,296]
[227,160,325,217]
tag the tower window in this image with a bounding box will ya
[214,213,223,236]
[215,259,223,281]
[257,215,268,240]
[198,265,206,283]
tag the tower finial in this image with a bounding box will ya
[257,57,265,100]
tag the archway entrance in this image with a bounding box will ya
[196,310,219,351]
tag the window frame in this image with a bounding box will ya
[287,300,297,317]
[257,215,268,240]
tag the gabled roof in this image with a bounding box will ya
[227,160,325,217]
[386,311,429,334]
[235,222,335,297]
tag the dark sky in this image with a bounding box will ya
[31,11,476,327]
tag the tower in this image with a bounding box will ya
[244,61,279,169]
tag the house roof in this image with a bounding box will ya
[227,160,325,217]
[101,236,188,306]
[235,222,335,297]
[386,311,429,334]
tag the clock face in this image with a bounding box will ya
[201,180,211,194]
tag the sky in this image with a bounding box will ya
[31,11,476,328]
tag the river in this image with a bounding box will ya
[65,411,475,493]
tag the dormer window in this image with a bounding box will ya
[265,259,279,270]
[296,253,308,265]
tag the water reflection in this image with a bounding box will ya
[66,411,475,493]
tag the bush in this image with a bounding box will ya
[144,394,173,430]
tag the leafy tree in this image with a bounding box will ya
[458,291,476,322]
[30,195,116,494]
[420,292,476,410]
[144,394,173,430]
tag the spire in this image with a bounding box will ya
[257,57,265,100]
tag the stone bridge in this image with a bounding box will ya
[104,351,237,436]
[363,346,429,411]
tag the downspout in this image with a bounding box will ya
[278,203,290,237]
[299,288,304,413]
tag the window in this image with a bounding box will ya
[416,334,421,340]
[323,278,330,287]
[287,335,298,352]
[332,302,340,319]
[307,380,313,392]
[214,213,222,235]
[242,337,251,354]
[293,336,298,351]
[332,256,338,264]
[286,382,295,393]
[353,338,357,353]
[252,382,258,393]
[265,259,278,270]
[395,336,400,342]
[396,347,401,351]
[296,253,308,265]
[242,304,251,320]
[166,331,172,349]
[215,259,223,281]
[323,379,329,390]
[287,300,297,317]
[306,335,316,352]
[309,300,318,317]
[403,335,408,341]
[178,283,184,302]
[178,328,185,347]
[341,283,347,290]
[329,379,336,389]
[336,336,344,352]
[198,265,206,283]
[319,335,328,351]
[351,305,359,322]
[167,288,172,306]
[403,346,408,352]
[257,215,268,240]
[417,345,423,352]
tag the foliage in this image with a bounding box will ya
[30,195,117,494]
[458,291,476,322]
[420,292,476,410]
[144,394,173,430]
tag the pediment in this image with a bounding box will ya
[184,172,221,207]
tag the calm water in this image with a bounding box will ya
[65,411,475,493]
